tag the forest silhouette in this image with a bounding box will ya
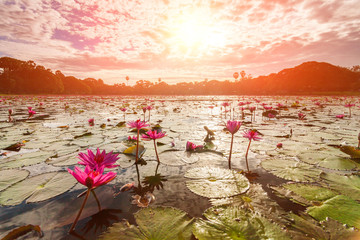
[0,57,359,95]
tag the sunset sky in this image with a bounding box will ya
[1,0,360,85]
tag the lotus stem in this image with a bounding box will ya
[91,189,101,211]
[153,139,160,163]
[228,134,234,169]
[69,188,90,233]
[135,129,140,163]
[155,162,160,175]
[245,139,252,172]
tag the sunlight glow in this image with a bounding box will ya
[166,10,226,58]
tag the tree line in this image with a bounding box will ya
[1,57,359,95]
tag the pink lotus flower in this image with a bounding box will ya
[146,105,153,110]
[120,108,127,112]
[88,118,94,126]
[222,102,230,107]
[268,113,275,118]
[243,129,262,141]
[186,141,203,151]
[141,130,166,140]
[249,106,256,112]
[8,109,13,115]
[77,148,119,170]
[142,129,166,162]
[264,106,273,110]
[128,136,138,141]
[226,120,241,135]
[127,120,149,130]
[68,165,116,189]
[28,109,36,119]
[243,129,261,172]
[28,107,32,111]
[336,114,345,119]
[345,103,355,117]
[298,112,306,120]
[277,143,283,148]
[226,120,241,169]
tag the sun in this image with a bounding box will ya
[166,10,226,57]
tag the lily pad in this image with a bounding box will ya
[0,171,76,206]
[320,172,360,201]
[0,169,30,191]
[297,151,358,170]
[272,183,337,206]
[193,206,290,240]
[260,159,321,182]
[0,151,56,169]
[307,195,360,228]
[99,207,193,240]
[185,167,250,198]
[287,213,356,240]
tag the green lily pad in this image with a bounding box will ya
[0,151,56,169]
[287,213,356,240]
[0,169,30,191]
[307,195,360,228]
[320,172,360,201]
[193,206,290,240]
[297,152,358,170]
[99,207,194,240]
[260,159,321,182]
[272,183,337,206]
[185,167,250,198]
[0,171,77,206]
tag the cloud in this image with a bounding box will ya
[0,0,359,84]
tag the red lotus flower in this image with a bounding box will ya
[336,114,345,119]
[141,130,166,140]
[68,166,116,189]
[186,141,203,151]
[88,118,94,126]
[127,119,149,130]
[226,120,241,135]
[77,148,119,170]
[28,109,36,118]
[243,129,262,141]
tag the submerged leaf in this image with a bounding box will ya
[1,224,42,240]
[185,167,250,198]
[99,207,194,240]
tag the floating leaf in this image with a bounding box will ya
[340,145,360,159]
[272,183,337,206]
[185,167,250,198]
[0,151,56,169]
[287,213,356,240]
[123,145,145,157]
[307,195,360,228]
[297,151,358,170]
[99,207,193,240]
[260,159,321,182]
[0,169,29,191]
[0,171,76,206]
[193,206,290,240]
[320,172,360,201]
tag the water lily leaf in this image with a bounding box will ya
[0,151,56,169]
[297,151,357,170]
[260,159,321,182]
[46,151,79,166]
[99,207,194,240]
[307,195,360,228]
[185,167,250,198]
[0,171,76,206]
[287,213,356,240]
[0,169,30,191]
[193,206,290,240]
[340,145,360,159]
[320,172,360,201]
[272,183,337,206]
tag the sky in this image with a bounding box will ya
[0,0,360,85]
